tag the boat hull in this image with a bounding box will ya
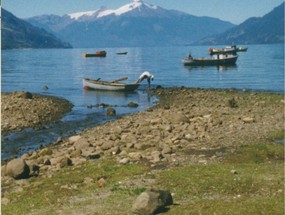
[237,47,248,52]
[116,52,128,55]
[182,55,238,66]
[82,53,106,57]
[82,51,107,58]
[83,78,140,91]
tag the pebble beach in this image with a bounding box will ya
[1,88,284,170]
[2,87,284,214]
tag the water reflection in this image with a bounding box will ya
[83,89,139,101]
[81,88,154,110]
[184,64,238,72]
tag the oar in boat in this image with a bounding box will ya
[111,77,128,83]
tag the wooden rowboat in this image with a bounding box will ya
[83,72,154,92]
[182,54,238,66]
[83,77,140,91]
[82,50,107,58]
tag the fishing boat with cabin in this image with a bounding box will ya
[182,53,238,66]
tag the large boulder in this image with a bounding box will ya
[6,158,30,179]
[132,190,173,215]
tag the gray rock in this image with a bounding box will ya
[43,85,49,91]
[119,157,130,164]
[86,153,101,160]
[6,158,30,179]
[129,152,143,161]
[128,102,139,108]
[14,91,33,99]
[106,107,116,116]
[1,197,10,205]
[74,137,91,150]
[69,135,81,143]
[26,161,40,176]
[242,117,255,123]
[171,112,189,124]
[132,190,173,215]
[38,148,53,156]
[70,148,82,158]
[101,142,113,151]
[43,158,51,165]
[83,177,94,184]
[126,142,135,149]
[151,151,163,163]
[150,118,162,125]
[164,125,173,133]
[59,157,72,168]
[111,146,121,155]
[1,165,7,176]
[162,145,172,155]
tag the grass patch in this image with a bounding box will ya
[2,133,284,214]
[2,159,149,215]
[155,163,284,215]
[267,130,284,141]
[226,143,284,164]
[153,141,284,214]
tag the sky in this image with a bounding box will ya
[2,0,284,24]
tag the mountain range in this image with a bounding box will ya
[1,8,72,49]
[2,0,284,49]
[197,2,284,45]
[26,0,234,48]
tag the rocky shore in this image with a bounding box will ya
[2,88,284,177]
[1,91,73,135]
[2,88,284,214]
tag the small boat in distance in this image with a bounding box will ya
[82,50,107,58]
[116,52,128,55]
[208,46,236,55]
[208,45,248,55]
[83,71,154,91]
[182,53,238,66]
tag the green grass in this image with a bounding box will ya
[267,130,284,141]
[155,163,284,215]
[2,160,148,215]
[226,143,284,164]
[2,137,284,215]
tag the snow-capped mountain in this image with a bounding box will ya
[27,0,235,47]
[68,0,173,20]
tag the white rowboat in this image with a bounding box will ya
[83,78,140,91]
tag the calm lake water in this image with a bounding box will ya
[2,44,284,160]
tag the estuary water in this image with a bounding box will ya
[2,44,284,160]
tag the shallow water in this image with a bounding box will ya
[2,44,284,160]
